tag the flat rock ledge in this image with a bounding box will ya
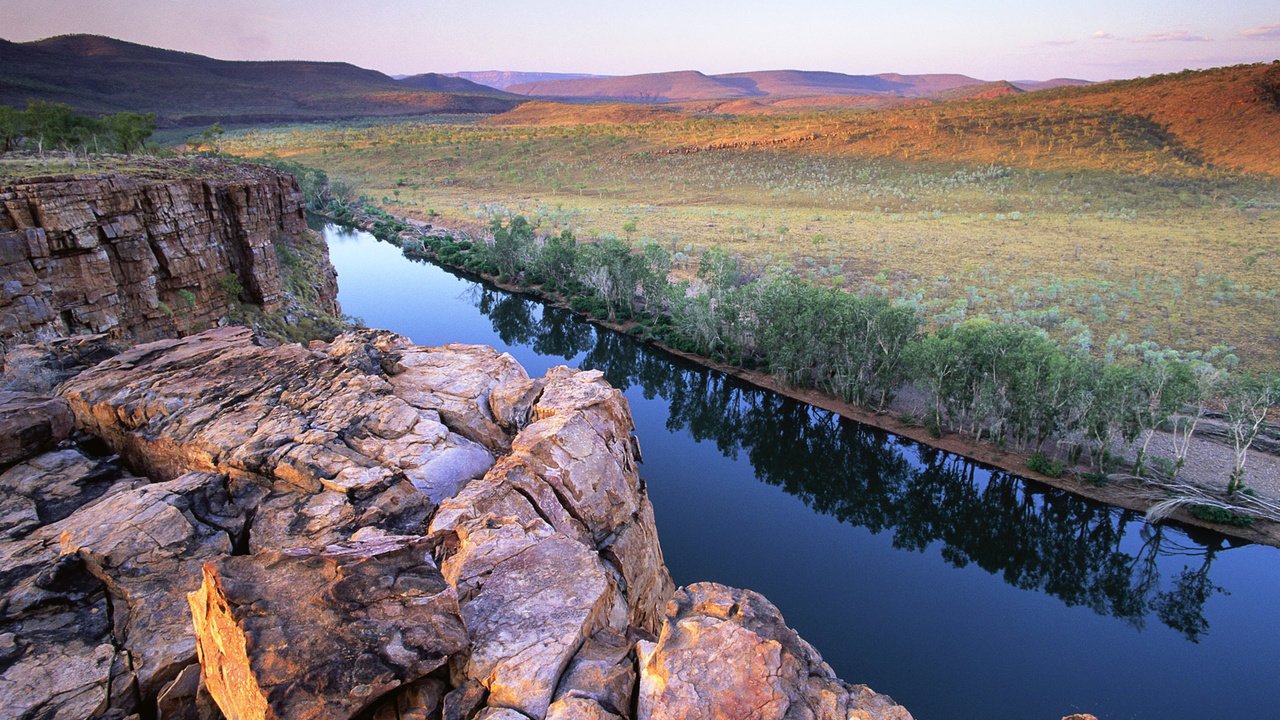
[0,327,912,720]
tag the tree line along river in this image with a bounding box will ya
[319,218,1279,720]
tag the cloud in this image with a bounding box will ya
[1240,24,1280,41]
[1040,39,1076,47]
[1091,31,1115,40]
[1133,30,1210,43]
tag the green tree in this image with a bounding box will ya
[1221,371,1280,494]
[0,105,22,152]
[22,100,76,155]
[535,229,579,288]
[488,214,534,280]
[106,111,157,153]
[191,122,225,153]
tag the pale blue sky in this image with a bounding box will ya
[3,0,1278,80]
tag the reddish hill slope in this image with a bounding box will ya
[507,69,992,102]
[1026,63,1280,174]
[508,71,751,102]
[484,101,683,125]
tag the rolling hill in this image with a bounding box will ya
[505,69,994,102]
[482,100,683,126]
[449,71,612,90]
[507,70,754,102]
[0,34,524,126]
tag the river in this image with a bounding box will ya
[320,220,1278,720]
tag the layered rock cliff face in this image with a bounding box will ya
[0,328,912,720]
[0,164,339,351]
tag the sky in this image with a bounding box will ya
[2,0,1279,81]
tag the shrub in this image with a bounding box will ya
[1188,505,1254,527]
[1026,451,1066,478]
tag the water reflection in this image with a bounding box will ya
[466,284,1229,641]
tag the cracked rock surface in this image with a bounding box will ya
[1,327,911,720]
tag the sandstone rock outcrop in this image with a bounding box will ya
[636,583,912,720]
[1,324,911,720]
[188,535,467,720]
[0,163,339,350]
[0,389,73,464]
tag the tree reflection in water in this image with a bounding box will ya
[467,283,1230,642]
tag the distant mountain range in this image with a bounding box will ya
[0,34,1101,127]
[0,34,522,127]
[498,69,1069,102]
[448,71,612,90]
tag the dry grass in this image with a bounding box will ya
[220,64,1280,368]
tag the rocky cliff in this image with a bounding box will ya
[0,161,910,720]
[0,160,340,351]
[0,328,912,720]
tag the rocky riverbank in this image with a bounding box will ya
[0,165,915,719]
[1,327,914,720]
[330,205,1280,547]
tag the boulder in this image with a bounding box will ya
[188,535,467,720]
[0,390,73,465]
[439,515,625,719]
[0,471,230,718]
[636,583,914,720]
[0,448,127,538]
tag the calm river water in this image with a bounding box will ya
[320,220,1277,720]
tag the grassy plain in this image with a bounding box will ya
[220,67,1280,368]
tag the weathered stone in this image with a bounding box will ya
[1,333,124,392]
[59,328,493,541]
[52,473,233,696]
[188,535,467,720]
[0,471,230,719]
[433,365,674,635]
[489,376,544,432]
[0,448,129,538]
[0,389,73,464]
[369,677,448,720]
[546,697,624,720]
[156,662,222,720]
[0,167,339,348]
[475,709,532,720]
[438,515,625,719]
[637,583,914,720]
[388,343,531,450]
[442,679,489,720]
[551,629,637,718]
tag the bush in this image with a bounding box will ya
[1188,505,1254,527]
[1026,451,1066,478]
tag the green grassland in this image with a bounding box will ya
[220,115,1280,368]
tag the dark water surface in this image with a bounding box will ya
[321,221,1278,720]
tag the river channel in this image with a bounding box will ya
[320,220,1277,720]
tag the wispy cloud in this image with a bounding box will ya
[1240,23,1280,40]
[1039,39,1077,47]
[1091,31,1115,40]
[1133,30,1210,43]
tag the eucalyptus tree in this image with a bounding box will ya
[1221,371,1280,494]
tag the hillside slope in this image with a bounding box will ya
[507,68,992,102]
[643,64,1280,176]
[1025,63,1280,174]
[0,34,523,126]
[450,71,612,90]
[508,70,753,102]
